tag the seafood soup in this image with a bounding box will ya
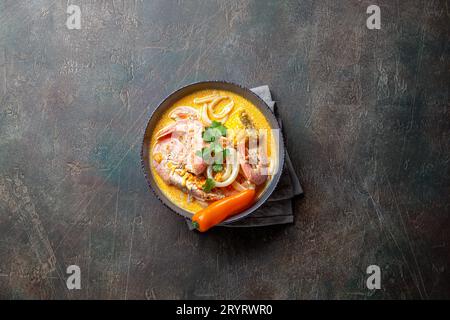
[150,89,279,214]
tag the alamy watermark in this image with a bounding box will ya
[66,5,81,30]
[65,4,380,31]
[366,265,381,290]
[66,265,81,290]
[367,5,381,30]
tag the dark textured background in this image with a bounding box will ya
[0,0,449,299]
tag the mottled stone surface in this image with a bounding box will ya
[0,0,448,299]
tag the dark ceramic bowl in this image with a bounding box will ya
[141,81,285,225]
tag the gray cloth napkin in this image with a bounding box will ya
[186,85,302,229]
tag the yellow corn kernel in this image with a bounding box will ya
[181,172,190,187]
[154,153,163,163]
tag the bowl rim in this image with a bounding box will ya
[140,80,285,225]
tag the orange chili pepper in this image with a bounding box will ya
[192,189,256,232]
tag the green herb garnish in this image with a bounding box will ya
[211,143,223,155]
[212,163,223,172]
[202,128,222,142]
[202,121,227,142]
[196,147,213,163]
[210,120,227,136]
[202,178,216,192]
[197,122,230,173]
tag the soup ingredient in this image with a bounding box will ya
[169,167,223,201]
[206,148,240,187]
[207,97,234,120]
[239,109,255,129]
[237,111,269,185]
[202,120,227,141]
[196,93,233,125]
[193,93,219,104]
[198,121,240,187]
[231,180,256,191]
[152,125,224,201]
[238,133,269,185]
[153,140,223,201]
[153,138,185,180]
[169,106,199,121]
[225,108,246,131]
[231,180,246,191]
[196,144,228,167]
[202,178,216,192]
[200,103,212,126]
[191,189,256,232]
[154,119,206,175]
[196,121,231,172]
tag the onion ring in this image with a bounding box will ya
[206,148,239,187]
[207,97,234,120]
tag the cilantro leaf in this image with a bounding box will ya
[202,178,216,192]
[203,121,227,142]
[211,142,223,154]
[210,120,222,128]
[199,122,229,167]
[218,125,227,136]
[202,127,222,142]
[212,163,223,172]
[199,147,213,164]
[210,121,227,136]
[207,143,224,164]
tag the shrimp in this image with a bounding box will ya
[169,106,199,121]
[153,137,223,201]
[154,119,206,175]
